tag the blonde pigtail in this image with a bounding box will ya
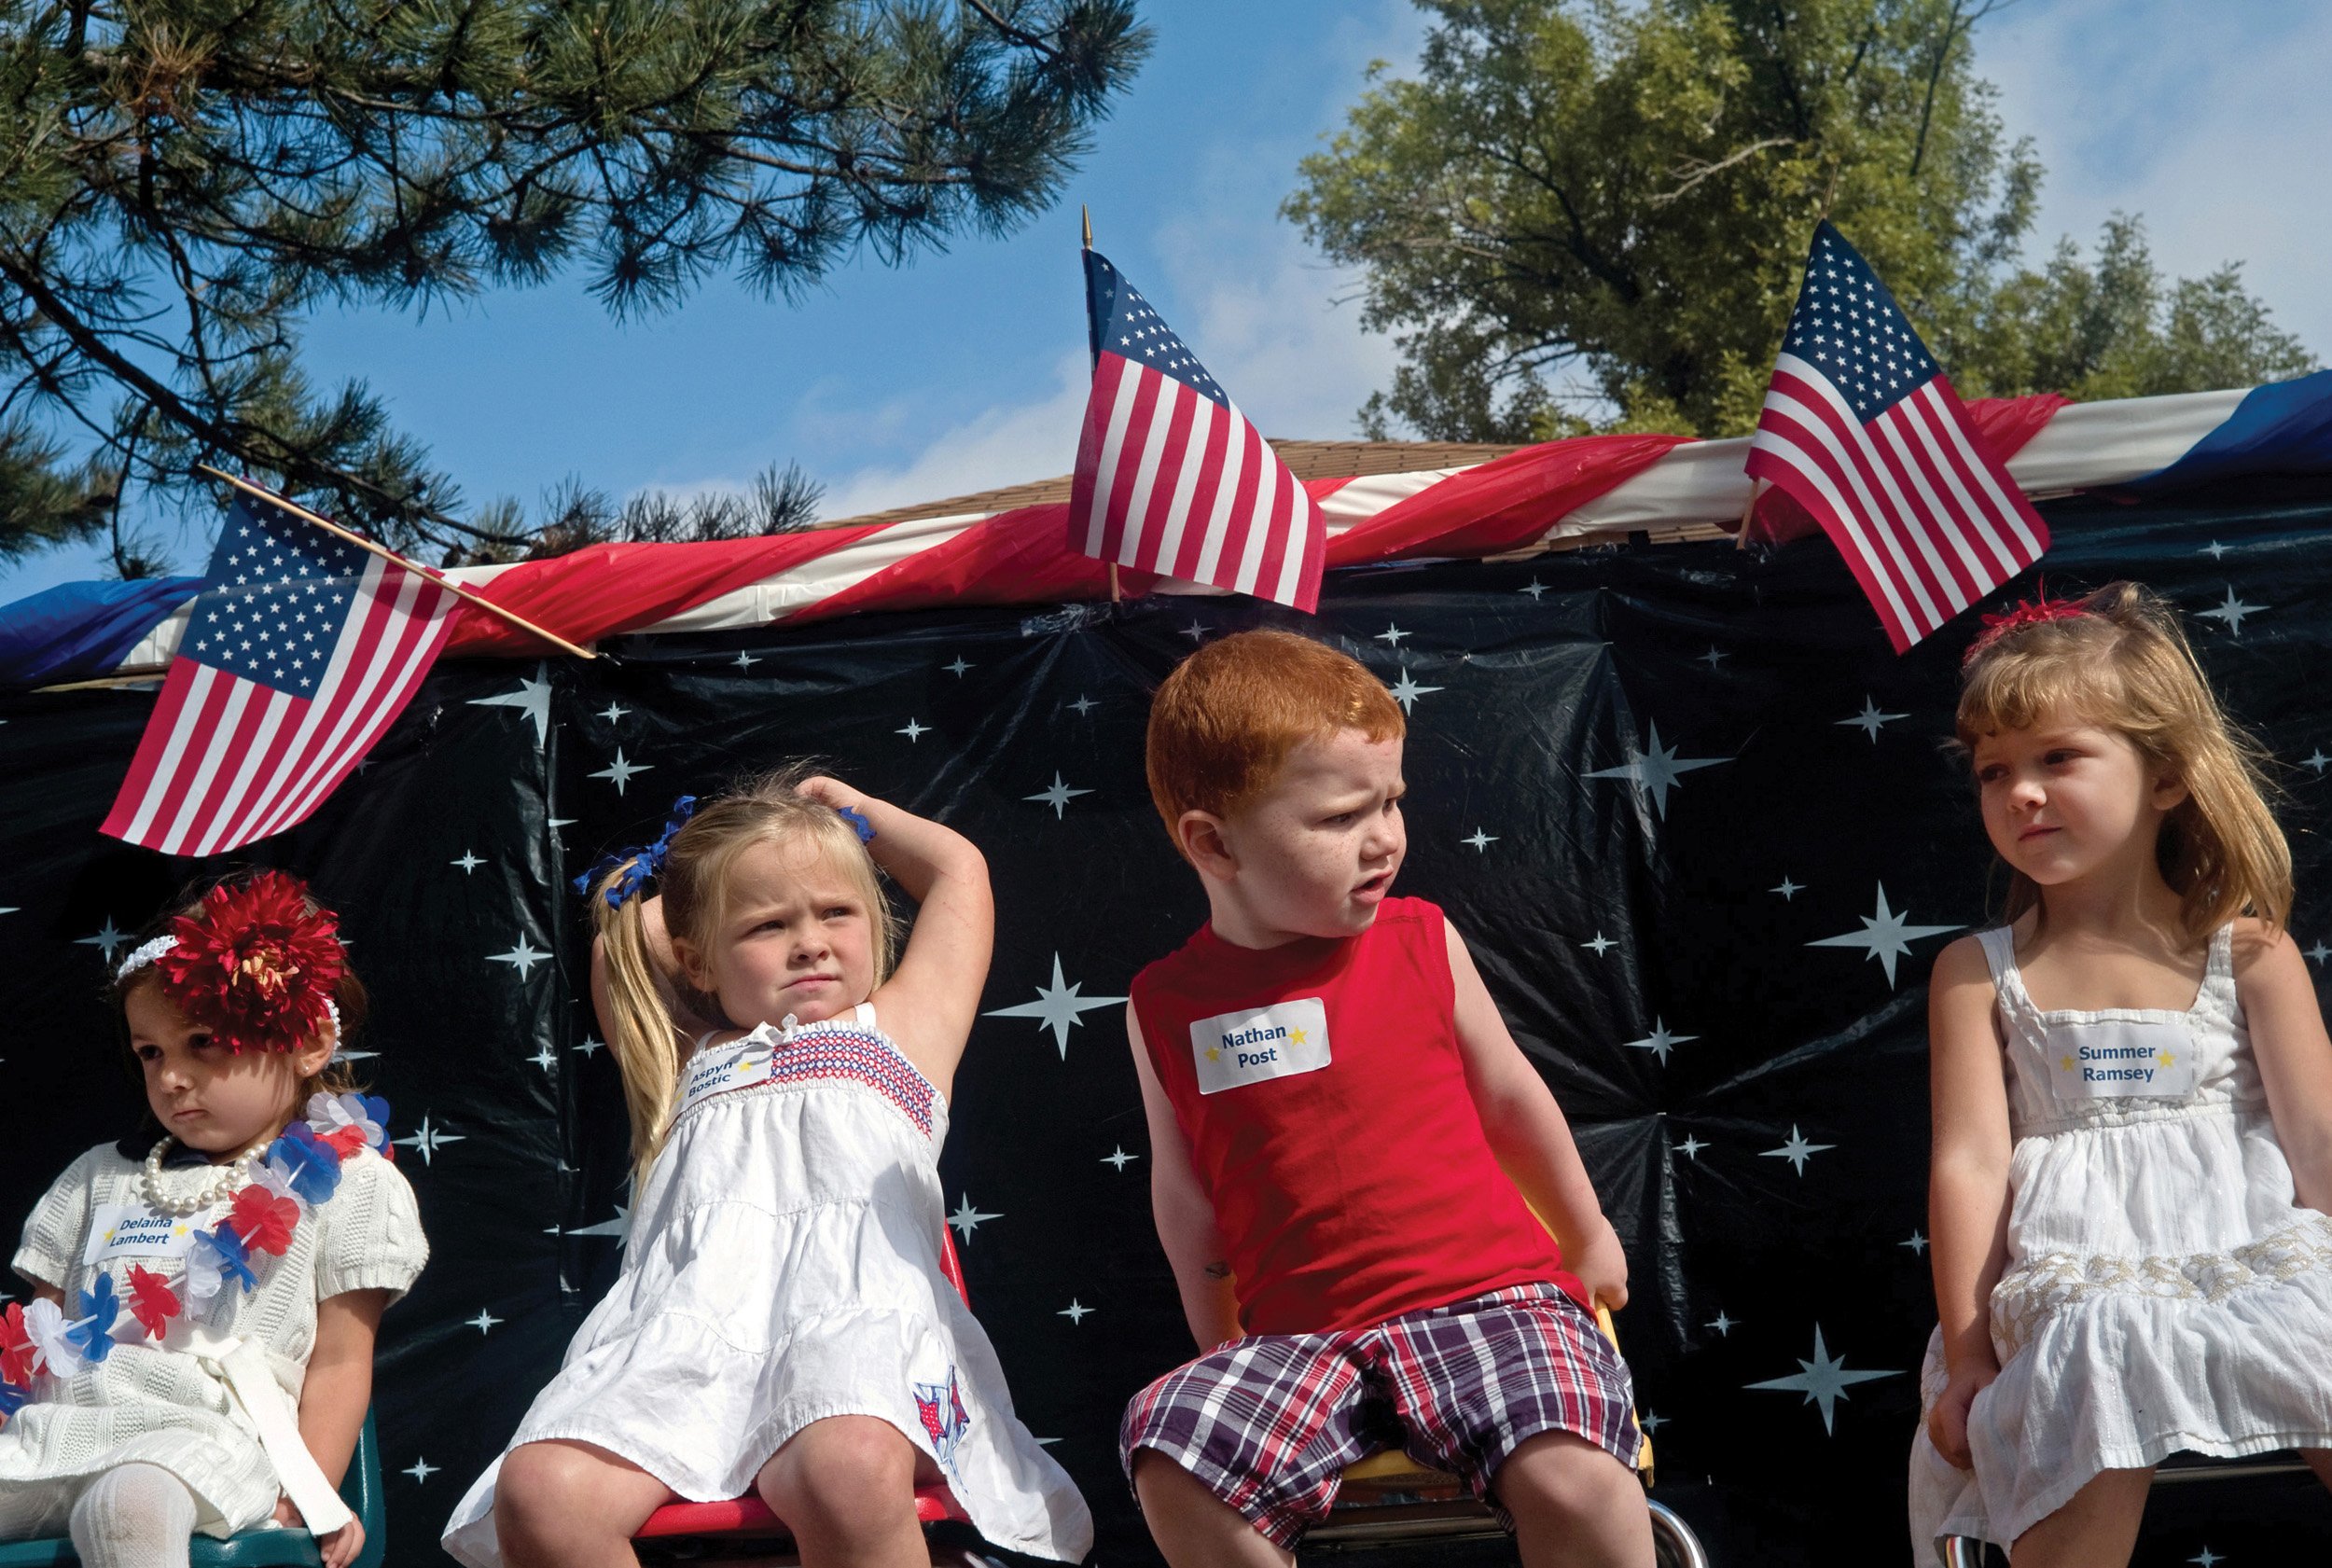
[593,860,685,1194]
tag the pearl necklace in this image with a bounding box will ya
[138,1135,272,1217]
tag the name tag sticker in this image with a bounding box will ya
[2044,1020,2200,1101]
[82,1201,211,1268]
[1189,998,1331,1096]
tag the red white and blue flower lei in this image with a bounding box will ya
[0,1092,393,1420]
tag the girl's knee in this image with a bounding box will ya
[757,1416,920,1524]
[494,1441,648,1548]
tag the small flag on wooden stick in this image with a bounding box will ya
[1069,249,1326,611]
[101,489,460,854]
[1745,221,2048,652]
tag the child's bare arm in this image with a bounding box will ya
[1130,1006,1242,1350]
[798,777,993,1096]
[286,1287,385,1568]
[2237,922,2332,1212]
[1926,936,2014,1467]
[1445,921,1628,1308]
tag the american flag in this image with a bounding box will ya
[101,492,459,854]
[1070,250,1325,611]
[1746,222,2048,653]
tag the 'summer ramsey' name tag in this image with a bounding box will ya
[2044,1019,2200,1100]
[83,1201,215,1268]
[1189,998,1331,1096]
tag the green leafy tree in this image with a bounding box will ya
[1286,0,2312,442]
[0,0,1148,573]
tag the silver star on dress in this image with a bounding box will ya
[590,749,650,795]
[1807,882,1960,987]
[1624,1019,1698,1064]
[983,955,1126,1058]
[1024,773,1091,819]
[2198,586,2263,636]
[1838,697,1909,742]
[1745,1325,1901,1435]
[470,669,553,750]
[1582,722,1728,820]
[1760,1124,1835,1175]
[394,1115,465,1167]
[1463,828,1498,852]
[948,1197,999,1242]
[489,937,550,980]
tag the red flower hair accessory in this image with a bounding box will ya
[153,872,343,1054]
[1962,593,2090,668]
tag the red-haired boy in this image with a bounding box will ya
[1119,629,1649,1566]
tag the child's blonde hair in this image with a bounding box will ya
[1956,580,2291,937]
[594,768,899,1187]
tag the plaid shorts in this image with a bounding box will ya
[1118,1282,1638,1547]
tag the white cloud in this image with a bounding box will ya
[1985,0,2332,359]
[814,351,1090,520]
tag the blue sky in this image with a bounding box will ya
[5,0,2328,602]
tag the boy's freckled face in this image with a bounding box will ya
[1215,728,1407,941]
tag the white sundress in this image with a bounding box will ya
[1909,924,2332,1558]
[442,1004,1092,1565]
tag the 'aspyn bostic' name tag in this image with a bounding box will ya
[83,1201,215,1268]
[1189,998,1331,1096]
[2044,1019,2200,1100]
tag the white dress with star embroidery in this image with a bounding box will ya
[1908,925,2332,1559]
[441,1005,1091,1565]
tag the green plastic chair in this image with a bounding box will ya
[0,1410,384,1568]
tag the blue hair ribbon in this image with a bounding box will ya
[837,805,876,844]
[573,795,700,909]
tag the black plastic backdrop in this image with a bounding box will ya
[7,487,2332,1566]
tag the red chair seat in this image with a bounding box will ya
[635,1483,966,1540]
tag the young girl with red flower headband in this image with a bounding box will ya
[441,770,1091,1568]
[1911,582,2332,1564]
[0,871,426,1568]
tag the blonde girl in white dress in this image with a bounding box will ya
[443,771,1090,1568]
[1912,583,2332,1565]
[0,872,426,1568]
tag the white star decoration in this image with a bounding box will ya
[468,1308,501,1336]
[2198,586,2263,636]
[1624,1019,1699,1065]
[1102,1146,1139,1172]
[2201,541,2228,562]
[2306,748,2332,776]
[896,718,929,742]
[1745,1325,1900,1435]
[489,937,550,980]
[1582,721,1728,820]
[568,1206,631,1240]
[1807,882,1960,988]
[1902,1230,1928,1256]
[733,650,760,670]
[1676,1135,1707,1161]
[945,655,973,677]
[1058,1299,1093,1325]
[451,850,484,874]
[76,917,129,964]
[1386,669,1442,714]
[1761,1125,1835,1175]
[1700,645,1728,671]
[575,1036,604,1058]
[403,1458,438,1483]
[2189,1547,2225,1567]
[1838,697,1909,742]
[1463,828,1498,852]
[1520,579,1548,601]
[1376,623,1409,647]
[469,670,553,750]
[529,1045,558,1072]
[1024,773,1091,819]
[394,1115,465,1167]
[1771,875,1804,900]
[1581,932,1615,956]
[983,955,1126,1059]
[1707,1311,1737,1337]
[949,1198,999,1241]
[598,701,628,725]
[1068,695,1098,716]
[590,749,650,794]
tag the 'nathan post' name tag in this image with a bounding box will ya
[2044,1020,2200,1101]
[1189,999,1331,1096]
[82,1201,214,1269]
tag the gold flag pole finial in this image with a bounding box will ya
[1081,204,1092,250]
[195,465,599,660]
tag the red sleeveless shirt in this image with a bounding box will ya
[1132,896,1584,1336]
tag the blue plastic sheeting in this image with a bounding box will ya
[2133,368,2332,492]
[0,576,199,689]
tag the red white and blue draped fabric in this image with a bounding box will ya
[1747,222,2050,653]
[1069,249,1326,611]
[100,493,458,853]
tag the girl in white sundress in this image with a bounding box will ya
[443,770,1092,1568]
[1912,582,2332,1566]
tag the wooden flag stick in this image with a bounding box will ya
[196,465,599,660]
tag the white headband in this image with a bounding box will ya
[116,936,341,1046]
